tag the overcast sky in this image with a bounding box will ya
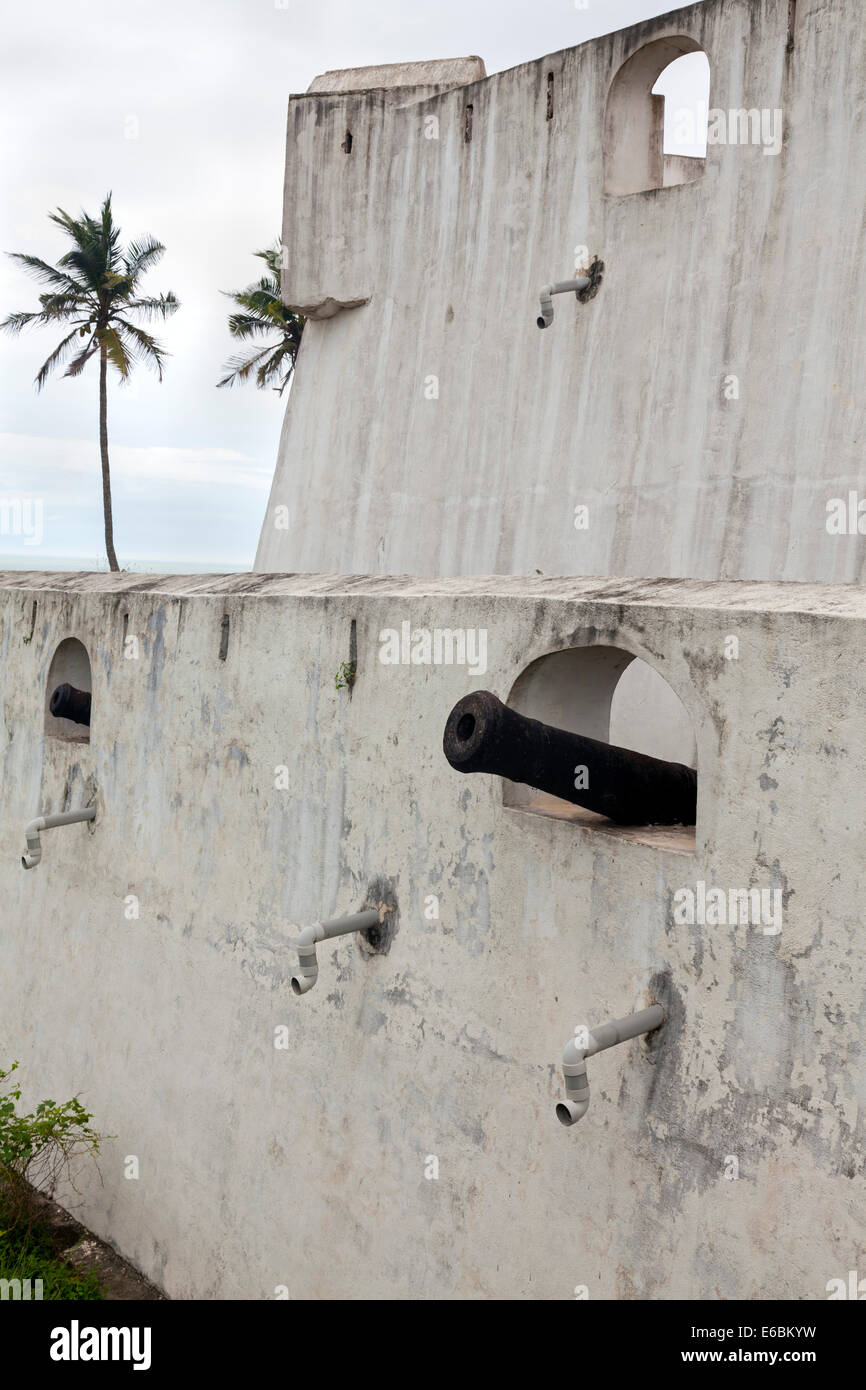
[0,0,707,568]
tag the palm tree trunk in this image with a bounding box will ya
[99,346,120,571]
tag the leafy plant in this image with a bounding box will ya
[334,660,356,692]
[0,1062,103,1232]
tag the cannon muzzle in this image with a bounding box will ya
[49,682,92,727]
[443,689,696,826]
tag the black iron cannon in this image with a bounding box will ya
[443,689,696,826]
[49,682,92,728]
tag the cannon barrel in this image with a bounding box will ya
[443,689,696,826]
[49,682,91,728]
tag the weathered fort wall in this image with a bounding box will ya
[1,571,864,1298]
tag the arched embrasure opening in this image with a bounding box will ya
[503,645,696,848]
[45,638,92,743]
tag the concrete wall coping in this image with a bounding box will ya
[2,571,865,619]
[306,57,486,95]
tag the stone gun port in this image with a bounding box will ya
[443,689,697,827]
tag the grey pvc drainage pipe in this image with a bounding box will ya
[291,908,382,995]
[537,277,590,328]
[22,806,97,870]
[556,1004,665,1127]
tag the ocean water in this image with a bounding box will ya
[0,555,250,574]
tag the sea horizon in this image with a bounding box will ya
[0,554,251,574]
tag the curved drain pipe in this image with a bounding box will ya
[556,1004,665,1127]
[537,278,589,328]
[537,258,604,328]
[22,806,97,870]
[291,908,383,995]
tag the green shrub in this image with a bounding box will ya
[0,1062,102,1232]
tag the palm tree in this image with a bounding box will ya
[1,193,179,571]
[217,242,303,395]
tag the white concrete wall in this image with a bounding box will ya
[2,571,864,1299]
[257,0,866,583]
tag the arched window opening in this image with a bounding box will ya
[653,51,710,175]
[604,37,709,196]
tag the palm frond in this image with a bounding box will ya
[34,328,85,391]
[0,310,40,334]
[1,301,89,333]
[119,292,179,322]
[99,324,132,378]
[114,319,169,379]
[6,254,82,292]
[225,311,275,341]
[100,193,118,252]
[46,207,92,251]
[36,289,91,320]
[62,340,100,379]
[123,236,165,281]
[229,283,283,318]
[255,341,297,394]
[56,247,108,294]
[254,245,283,279]
[216,343,275,389]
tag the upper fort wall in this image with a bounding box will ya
[256,0,866,583]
